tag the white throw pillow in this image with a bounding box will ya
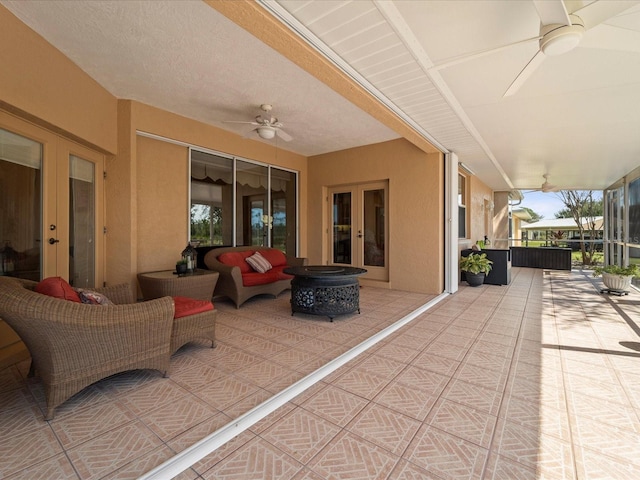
[245,251,273,273]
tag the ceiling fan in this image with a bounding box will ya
[522,174,560,193]
[504,0,638,97]
[434,0,638,97]
[540,173,560,192]
[225,104,293,142]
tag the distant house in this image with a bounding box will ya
[520,217,604,247]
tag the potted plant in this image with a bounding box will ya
[176,259,188,276]
[460,252,493,287]
[593,263,638,292]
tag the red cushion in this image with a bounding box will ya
[259,249,287,267]
[241,271,280,286]
[272,265,293,281]
[218,251,253,273]
[35,277,81,303]
[173,296,214,319]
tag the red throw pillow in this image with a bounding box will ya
[259,249,287,267]
[218,251,253,273]
[35,277,82,303]
[173,296,214,319]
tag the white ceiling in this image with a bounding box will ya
[3,0,640,192]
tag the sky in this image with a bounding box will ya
[518,190,603,220]
[518,191,566,220]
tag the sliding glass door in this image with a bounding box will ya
[190,150,298,256]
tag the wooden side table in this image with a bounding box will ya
[137,270,219,301]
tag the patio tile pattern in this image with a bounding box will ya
[2,267,640,479]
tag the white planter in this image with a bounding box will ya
[602,272,633,292]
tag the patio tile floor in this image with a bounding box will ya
[2,267,640,479]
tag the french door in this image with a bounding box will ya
[0,111,104,286]
[329,181,388,281]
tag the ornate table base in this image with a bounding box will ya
[284,266,367,320]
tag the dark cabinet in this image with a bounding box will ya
[461,248,511,286]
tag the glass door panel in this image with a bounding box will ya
[236,160,268,246]
[190,151,233,246]
[333,192,352,264]
[56,140,103,287]
[244,196,266,246]
[69,155,95,287]
[270,167,296,255]
[0,128,42,281]
[363,188,385,267]
[272,195,286,251]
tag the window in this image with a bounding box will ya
[190,151,233,247]
[604,173,640,289]
[458,173,467,238]
[190,150,298,255]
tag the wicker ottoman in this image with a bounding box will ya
[171,308,217,354]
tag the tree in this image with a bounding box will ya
[521,207,543,222]
[555,197,603,219]
[556,191,601,265]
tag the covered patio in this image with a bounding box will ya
[2,269,640,479]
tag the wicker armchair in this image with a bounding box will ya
[0,277,175,420]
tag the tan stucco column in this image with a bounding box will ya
[493,191,510,249]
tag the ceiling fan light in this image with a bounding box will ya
[256,126,276,139]
[540,23,584,56]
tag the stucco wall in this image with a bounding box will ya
[308,139,443,294]
[136,136,189,273]
[0,5,117,153]
[468,175,494,247]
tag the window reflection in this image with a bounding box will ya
[190,151,297,255]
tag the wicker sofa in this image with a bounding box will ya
[0,276,216,419]
[204,246,307,308]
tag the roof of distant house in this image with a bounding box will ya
[521,216,603,231]
[512,208,532,221]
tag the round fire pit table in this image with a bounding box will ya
[283,265,367,320]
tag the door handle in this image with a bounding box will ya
[48,238,60,245]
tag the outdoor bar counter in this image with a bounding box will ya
[510,246,572,270]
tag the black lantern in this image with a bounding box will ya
[181,243,198,274]
[1,241,18,276]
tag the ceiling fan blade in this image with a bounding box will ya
[242,127,260,138]
[276,129,293,142]
[572,0,639,30]
[431,35,540,71]
[580,23,640,53]
[533,0,571,26]
[503,50,546,97]
[224,120,259,125]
